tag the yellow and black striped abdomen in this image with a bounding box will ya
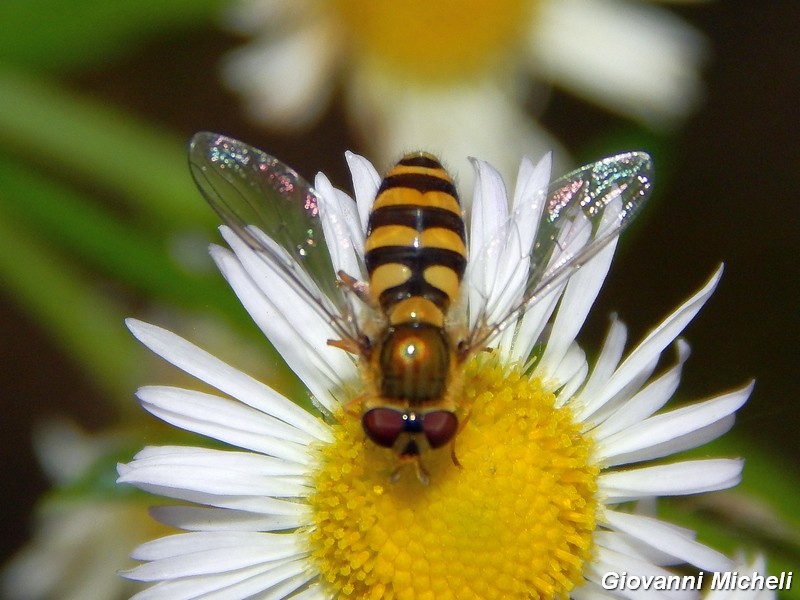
[365,153,467,327]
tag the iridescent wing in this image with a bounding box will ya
[188,132,359,341]
[465,151,653,353]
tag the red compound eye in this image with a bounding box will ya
[362,408,405,448]
[422,411,458,449]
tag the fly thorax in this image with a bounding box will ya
[377,323,450,402]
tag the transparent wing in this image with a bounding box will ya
[466,151,653,352]
[188,132,359,341]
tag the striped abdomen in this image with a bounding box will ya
[365,152,467,329]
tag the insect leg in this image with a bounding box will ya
[449,409,475,468]
[337,270,376,307]
[391,457,430,486]
[327,337,363,354]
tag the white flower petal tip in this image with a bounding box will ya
[601,458,744,502]
[126,319,180,359]
[598,381,754,466]
[516,152,554,198]
[679,264,724,314]
[125,316,148,338]
[583,264,725,415]
[344,150,382,192]
[343,151,381,230]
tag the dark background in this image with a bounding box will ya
[2,1,798,566]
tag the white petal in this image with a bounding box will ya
[604,510,732,572]
[537,236,617,377]
[467,158,526,327]
[222,21,337,128]
[494,152,555,317]
[130,531,300,563]
[575,315,627,405]
[619,418,740,470]
[579,266,723,418]
[129,559,311,600]
[586,353,661,428]
[288,585,329,600]
[600,459,744,502]
[511,152,553,218]
[205,562,313,600]
[471,154,511,250]
[212,235,356,412]
[137,386,318,462]
[126,533,302,579]
[531,0,707,125]
[503,282,563,362]
[489,153,558,358]
[151,505,308,533]
[600,383,752,465]
[217,226,343,333]
[550,343,588,403]
[593,529,684,567]
[119,482,302,516]
[467,157,510,320]
[314,172,365,281]
[468,152,560,343]
[119,446,309,498]
[344,151,381,232]
[125,319,330,439]
[129,444,303,478]
[503,209,593,361]
[592,340,689,438]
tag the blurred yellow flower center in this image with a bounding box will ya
[327,0,535,82]
[307,355,598,598]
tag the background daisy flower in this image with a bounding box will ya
[223,0,708,178]
[119,147,751,598]
[1,420,157,599]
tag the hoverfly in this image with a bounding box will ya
[188,133,652,483]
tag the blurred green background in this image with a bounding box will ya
[0,0,797,586]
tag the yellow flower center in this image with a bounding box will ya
[327,0,536,82]
[307,354,598,599]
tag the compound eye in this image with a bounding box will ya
[422,411,459,449]
[362,408,405,448]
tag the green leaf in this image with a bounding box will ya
[0,0,224,72]
[0,210,142,402]
[0,65,216,231]
[0,157,244,318]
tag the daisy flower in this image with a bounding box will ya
[222,0,707,178]
[118,142,751,599]
[2,420,157,600]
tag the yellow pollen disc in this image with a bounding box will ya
[306,354,598,599]
[327,0,536,82]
